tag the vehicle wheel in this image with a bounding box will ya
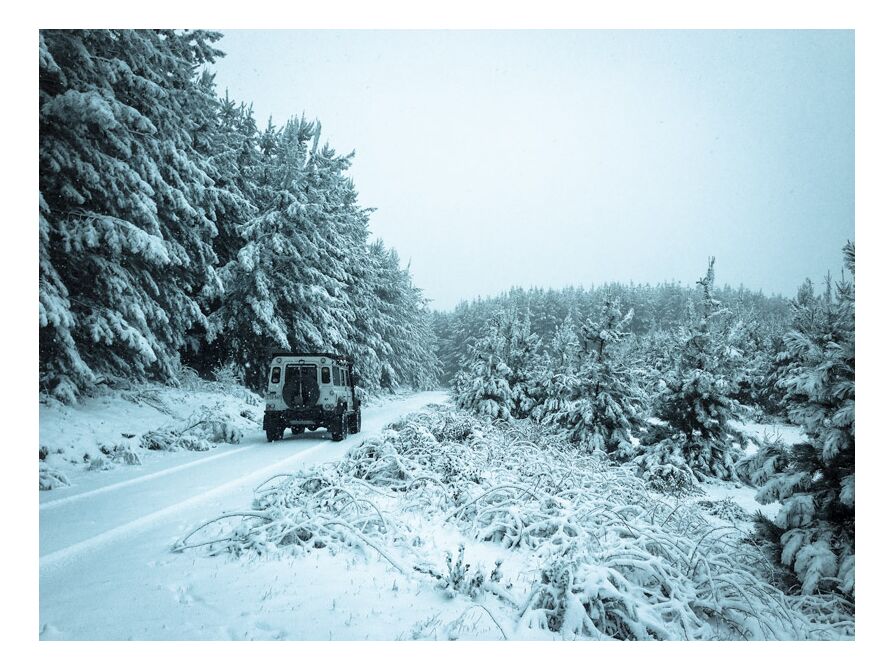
[265,425,284,442]
[331,413,347,442]
[349,410,361,434]
[291,426,305,435]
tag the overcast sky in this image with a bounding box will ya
[210,30,854,310]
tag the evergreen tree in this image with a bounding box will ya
[545,300,646,453]
[455,315,513,420]
[356,241,441,390]
[210,118,320,386]
[503,308,542,419]
[40,29,226,401]
[181,86,261,370]
[623,259,745,481]
[532,314,582,424]
[746,243,855,597]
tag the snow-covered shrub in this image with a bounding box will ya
[339,432,413,487]
[174,435,213,451]
[696,497,750,523]
[212,362,245,387]
[86,454,113,471]
[520,544,705,640]
[99,441,143,466]
[174,470,394,566]
[39,463,70,490]
[120,388,176,416]
[138,405,242,452]
[425,410,477,443]
[173,364,205,392]
[638,461,701,496]
[140,430,211,452]
[435,545,486,599]
[178,406,243,444]
[140,430,174,451]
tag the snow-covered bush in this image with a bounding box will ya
[98,441,142,466]
[39,464,70,490]
[212,362,245,387]
[139,405,242,452]
[178,407,243,444]
[434,545,487,599]
[520,544,705,640]
[172,364,205,392]
[140,430,212,452]
[638,460,701,496]
[696,497,750,523]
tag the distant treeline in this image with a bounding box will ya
[432,281,791,387]
[39,30,440,401]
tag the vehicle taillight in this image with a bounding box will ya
[271,367,281,384]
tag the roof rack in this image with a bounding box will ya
[268,350,353,363]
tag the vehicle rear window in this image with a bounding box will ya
[270,367,281,384]
[321,366,331,384]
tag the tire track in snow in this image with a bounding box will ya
[39,445,254,511]
[39,441,332,573]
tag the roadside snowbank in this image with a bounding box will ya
[39,380,264,486]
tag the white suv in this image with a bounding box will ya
[262,352,361,442]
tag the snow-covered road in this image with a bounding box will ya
[39,391,448,640]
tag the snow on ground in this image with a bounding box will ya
[40,388,847,640]
[689,418,808,521]
[733,419,807,455]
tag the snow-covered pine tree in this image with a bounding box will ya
[631,328,678,400]
[532,314,582,424]
[503,308,543,419]
[207,113,441,392]
[727,309,787,419]
[208,117,343,387]
[455,315,513,420]
[181,85,262,372]
[544,300,646,453]
[746,243,855,597]
[623,259,745,481]
[199,88,263,273]
[39,30,226,401]
[354,240,441,390]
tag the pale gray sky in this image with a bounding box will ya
[210,30,854,310]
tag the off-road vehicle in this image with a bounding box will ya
[262,352,361,442]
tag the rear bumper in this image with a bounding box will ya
[264,406,343,429]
